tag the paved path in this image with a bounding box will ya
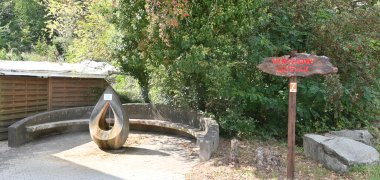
[0,131,199,180]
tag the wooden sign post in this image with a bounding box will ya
[257,53,338,180]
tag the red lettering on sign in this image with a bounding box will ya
[289,66,296,72]
[306,59,313,64]
[275,65,311,73]
[282,58,287,64]
[272,58,280,64]
[276,65,286,72]
[272,57,314,74]
[272,58,315,65]
[303,66,309,72]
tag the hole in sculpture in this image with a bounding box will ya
[98,102,115,131]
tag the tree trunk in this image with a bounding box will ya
[135,70,151,103]
[140,84,151,103]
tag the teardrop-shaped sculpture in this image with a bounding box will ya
[89,86,129,149]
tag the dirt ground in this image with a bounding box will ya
[186,138,371,180]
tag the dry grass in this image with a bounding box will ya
[186,138,376,180]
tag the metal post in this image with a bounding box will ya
[287,76,297,180]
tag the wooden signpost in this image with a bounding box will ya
[257,52,338,180]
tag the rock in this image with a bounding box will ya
[256,147,265,167]
[304,134,380,173]
[325,129,374,146]
[217,161,223,166]
[255,147,282,172]
[230,138,239,164]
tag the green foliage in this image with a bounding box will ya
[0,48,7,59]
[43,0,87,57]
[110,75,143,103]
[66,0,119,62]
[218,109,257,138]
[115,0,380,139]
[33,37,58,60]
[115,0,152,102]
[311,5,380,125]
[0,0,47,52]
[44,0,86,38]
[0,0,378,140]
[294,2,380,138]
[43,0,120,62]
[350,164,380,180]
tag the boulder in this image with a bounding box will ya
[325,129,374,146]
[303,134,380,173]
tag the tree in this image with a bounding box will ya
[66,0,119,62]
[43,0,88,57]
[116,0,153,103]
[115,0,380,139]
[0,0,47,52]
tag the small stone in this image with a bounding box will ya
[229,163,235,168]
[217,161,223,166]
[230,138,239,163]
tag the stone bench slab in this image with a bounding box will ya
[26,119,89,133]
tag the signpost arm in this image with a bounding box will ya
[287,76,297,179]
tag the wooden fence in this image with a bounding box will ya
[0,76,107,139]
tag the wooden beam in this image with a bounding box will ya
[0,106,47,115]
[48,77,52,110]
[287,76,297,180]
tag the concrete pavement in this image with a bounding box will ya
[0,131,199,180]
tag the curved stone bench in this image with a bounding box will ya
[8,107,93,147]
[26,119,89,133]
[8,103,219,161]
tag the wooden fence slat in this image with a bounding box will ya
[55,93,97,97]
[0,106,47,115]
[0,76,106,125]
[0,96,48,102]
[0,96,49,101]
[0,101,47,109]
[0,91,48,96]
[0,81,47,85]
[0,113,29,121]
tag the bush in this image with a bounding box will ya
[109,75,143,103]
[0,48,6,59]
[115,0,380,140]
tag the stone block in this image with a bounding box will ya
[303,134,380,173]
[325,129,374,146]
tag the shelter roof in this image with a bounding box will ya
[0,60,120,78]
